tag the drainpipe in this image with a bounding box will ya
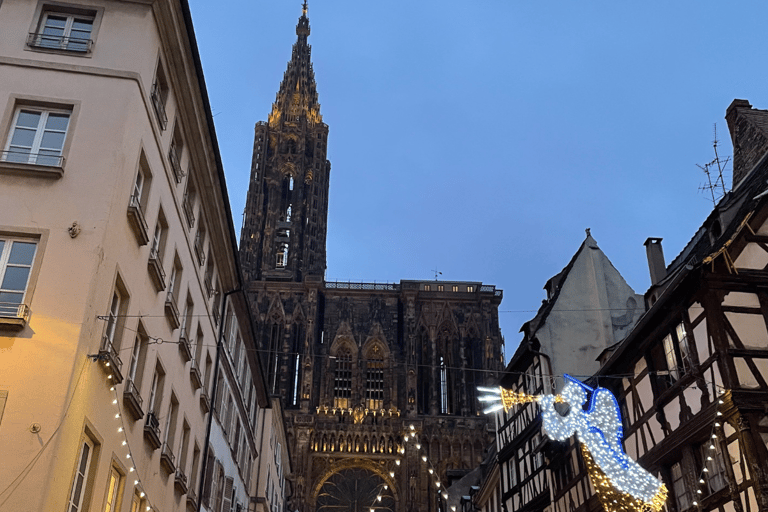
[197,288,240,512]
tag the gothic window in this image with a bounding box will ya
[288,323,305,408]
[333,348,352,409]
[417,326,430,414]
[266,321,283,394]
[440,356,449,414]
[276,243,289,268]
[365,345,385,410]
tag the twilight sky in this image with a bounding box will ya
[188,1,768,361]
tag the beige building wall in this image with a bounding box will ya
[0,1,277,512]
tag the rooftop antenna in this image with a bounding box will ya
[697,124,730,206]
[432,268,442,280]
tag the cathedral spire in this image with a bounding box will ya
[268,2,321,126]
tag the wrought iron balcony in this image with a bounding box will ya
[160,442,176,473]
[123,379,144,421]
[143,411,162,450]
[27,32,93,53]
[1,149,64,168]
[183,196,196,228]
[98,337,124,384]
[168,145,184,183]
[0,302,30,330]
[127,194,149,245]
[147,248,166,292]
[178,328,192,361]
[165,291,180,330]
[150,82,167,131]
[194,235,206,266]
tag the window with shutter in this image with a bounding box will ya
[221,477,234,512]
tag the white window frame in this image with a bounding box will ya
[0,237,38,317]
[34,11,94,52]
[67,436,95,512]
[26,3,104,56]
[2,107,71,167]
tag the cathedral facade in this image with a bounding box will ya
[239,6,505,511]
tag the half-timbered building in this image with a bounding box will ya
[496,232,644,512]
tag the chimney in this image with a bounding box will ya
[644,238,666,286]
[725,99,768,189]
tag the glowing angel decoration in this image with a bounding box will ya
[479,376,667,512]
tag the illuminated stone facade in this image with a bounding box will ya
[238,7,505,512]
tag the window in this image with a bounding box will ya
[102,465,122,512]
[467,286,474,293]
[100,279,128,381]
[437,285,444,292]
[657,322,691,388]
[3,107,70,168]
[333,348,352,409]
[124,325,149,419]
[424,285,431,291]
[366,345,385,410]
[169,123,185,183]
[0,238,38,319]
[151,62,169,130]
[452,285,459,292]
[440,356,449,414]
[148,210,167,291]
[127,152,152,245]
[183,180,197,228]
[194,221,206,266]
[671,462,692,511]
[700,442,727,494]
[29,10,94,52]
[67,436,95,512]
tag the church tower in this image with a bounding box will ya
[240,6,504,511]
[240,1,330,282]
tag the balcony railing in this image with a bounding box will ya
[190,358,202,389]
[123,379,144,420]
[165,291,180,329]
[127,194,149,245]
[150,82,168,131]
[99,337,124,384]
[178,328,192,361]
[1,149,64,167]
[194,236,206,266]
[160,442,176,473]
[0,303,30,330]
[203,275,213,298]
[326,281,398,291]
[27,32,93,52]
[147,248,166,292]
[168,145,184,183]
[144,411,162,449]
[174,469,189,494]
[183,196,196,228]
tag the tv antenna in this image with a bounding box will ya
[697,124,730,206]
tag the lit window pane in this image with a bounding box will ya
[8,242,36,265]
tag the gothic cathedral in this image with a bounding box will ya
[239,6,505,511]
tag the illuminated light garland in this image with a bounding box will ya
[367,425,446,511]
[106,376,155,512]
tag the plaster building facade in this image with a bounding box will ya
[0,1,287,512]
[237,6,506,512]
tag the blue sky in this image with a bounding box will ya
[188,1,768,361]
